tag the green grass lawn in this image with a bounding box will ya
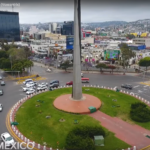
[16,87,150,149]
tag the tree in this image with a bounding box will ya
[0,50,8,59]
[106,65,116,73]
[126,34,135,39]
[119,43,136,74]
[60,60,72,72]
[96,63,106,73]
[0,58,11,69]
[139,57,150,71]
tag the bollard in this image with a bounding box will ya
[32,142,35,147]
[133,146,136,150]
[13,128,16,132]
[27,139,30,143]
[50,148,52,150]
[15,130,18,135]
[24,137,27,143]
[43,146,46,150]
[18,133,20,138]
[21,135,23,140]
[37,144,40,149]
[128,148,131,150]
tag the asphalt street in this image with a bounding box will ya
[0,65,150,149]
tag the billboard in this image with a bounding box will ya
[66,36,74,50]
[104,50,120,60]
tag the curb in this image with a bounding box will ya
[6,86,150,150]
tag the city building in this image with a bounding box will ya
[49,24,52,33]
[29,26,39,35]
[0,11,20,41]
[133,38,150,48]
[62,21,74,35]
[52,23,57,33]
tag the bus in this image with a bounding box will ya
[81,78,89,83]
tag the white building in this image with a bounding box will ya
[29,26,39,35]
[52,23,57,33]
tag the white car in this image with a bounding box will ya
[0,104,3,112]
[38,82,48,87]
[26,89,35,95]
[81,73,84,77]
[23,79,33,85]
[1,132,15,147]
[22,87,34,92]
[26,82,36,88]
[0,76,2,80]
[37,85,47,91]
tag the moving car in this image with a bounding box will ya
[50,80,59,85]
[1,132,15,147]
[1,81,5,86]
[0,104,3,112]
[23,79,33,85]
[81,73,84,77]
[26,82,36,88]
[22,87,34,92]
[49,83,59,88]
[37,85,47,91]
[26,89,35,95]
[39,82,48,87]
[121,84,132,90]
[0,76,2,80]
[66,81,73,85]
[81,78,89,83]
[0,89,3,96]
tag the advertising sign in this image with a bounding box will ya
[104,50,120,60]
[66,36,74,50]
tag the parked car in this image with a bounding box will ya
[26,89,35,95]
[0,76,2,80]
[49,83,59,88]
[50,80,59,85]
[66,81,73,85]
[1,132,15,147]
[37,85,47,91]
[22,87,34,92]
[0,104,3,112]
[121,84,132,90]
[0,89,3,96]
[0,81,5,86]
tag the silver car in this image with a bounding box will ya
[1,81,5,86]
[0,104,3,112]
[0,76,2,80]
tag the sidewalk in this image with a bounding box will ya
[89,111,150,150]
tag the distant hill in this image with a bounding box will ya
[85,21,127,27]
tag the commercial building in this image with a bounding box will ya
[62,21,74,35]
[0,11,20,41]
[133,38,150,48]
[52,23,57,33]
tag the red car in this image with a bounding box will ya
[66,81,73,85]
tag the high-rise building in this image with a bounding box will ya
[49,24,52,33]
[62,21,74,35]
[52,23,57,33]
[0,11,20,41]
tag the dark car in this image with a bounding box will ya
[0,89,3,96]
[1,81,5,86]
[121,84,132,90]
[50,80,59,85]
[49,83,59,88]
[66,81,73,85]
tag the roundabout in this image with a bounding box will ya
[53,93,101,114]
[5,85,150,150]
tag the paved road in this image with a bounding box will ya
[0,65,150,149]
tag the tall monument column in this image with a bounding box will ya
[72,0,82,100]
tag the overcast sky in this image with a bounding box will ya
[0,0,150,24]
